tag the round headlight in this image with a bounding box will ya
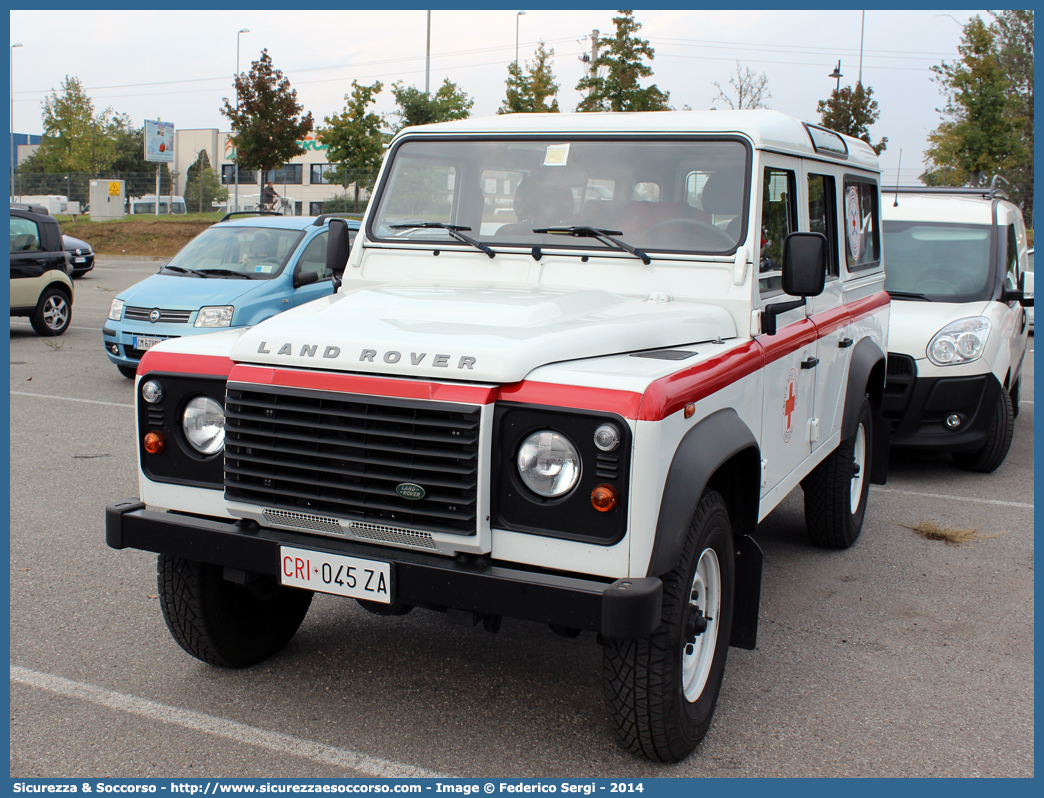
[182,396,226,455]
[927,317,991,366]
[517,431,581,497]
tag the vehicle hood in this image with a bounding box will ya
[888,298,991,358]
[231,284,737,383]
[119,273,265,309]
[63,234,91,252]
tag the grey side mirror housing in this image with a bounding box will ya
[781,232,828,297]
[326,218,352,278]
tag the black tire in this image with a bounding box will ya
[602,489,735,762]
[30,287,72,336]
[117,365,138,379]
[952,387,1014,473]
[802,397,872,549]
[1010,377,1021,419]
[157,555,313,668]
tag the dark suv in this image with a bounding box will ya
[10,204,74,335]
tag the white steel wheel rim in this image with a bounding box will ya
[43,296,69,330]
[682,547,721,703]
[850,423,867,513]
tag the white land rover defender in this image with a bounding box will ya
[107,111,890,762]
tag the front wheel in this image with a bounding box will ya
[802,397,872,549]
[602,489,735,762]
[952,387,1014,473]
[117,365,138,379]
[157,555,313,668]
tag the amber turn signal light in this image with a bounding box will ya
[684,403,695,419]
[591,484,618,513]
[143,431,165,454]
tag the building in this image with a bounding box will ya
[174,129,371,215]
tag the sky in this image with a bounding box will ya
[10,8,990,183]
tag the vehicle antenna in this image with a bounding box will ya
[893,149,902,207]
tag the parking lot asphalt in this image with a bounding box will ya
[9,257,1034,778]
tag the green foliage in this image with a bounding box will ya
[575,11,670,112]
[221,49,314,173]
[318,80,386,203]
[711,62,771,110]
[817,83,888,155]
[28,76,125,173]
[921,13,1029,213]
[387,78,474,132]
[499,41,560,114]
[184,150,228,213]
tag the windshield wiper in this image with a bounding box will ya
[532,226,651,265]
[196,268,254,279]
[887,290,931,301]
[389,222,495,259]
[161,265,209,278]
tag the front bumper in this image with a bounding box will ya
[102,322,194,369]
[106,500,662,639]
[882,356,1002,452]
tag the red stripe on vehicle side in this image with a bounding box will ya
[637,342,765,421]
[137,351,236,377]
[810,304,851,336]
[500,381,644,418]
[756,318,818,365]
[227,365,501,405]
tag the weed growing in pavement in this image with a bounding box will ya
[897,518,1002,546]
[43,338,64,352]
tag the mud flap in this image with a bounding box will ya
[730,533,762,650]
[871,404,890,485]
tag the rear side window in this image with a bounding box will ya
[843,177,880,271]
[10,216,41,252]
[759,167,796,295]
[808,173,838,279]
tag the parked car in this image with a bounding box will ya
[63,234,95,278]
[881,179,1032,472]
[1025,247,1033,331]
[103,214,359,378]
[10,204,74,335]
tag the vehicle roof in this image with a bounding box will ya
[394,109,880,172]
[215,215,361,231]
[882,193,1016,225]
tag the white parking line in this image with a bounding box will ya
[871,487,1033,509]
[10,391,133,409]
[10,319,104,332]
[11,665,449,778]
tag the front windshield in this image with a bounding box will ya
[164,225,305,279]
[370,137,749,255]
[883,221,994,301]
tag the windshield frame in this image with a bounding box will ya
[367,134,752,258]
[882,219,997,303]
[163,224,307,281]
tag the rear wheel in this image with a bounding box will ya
[157,555,313,668]
[802,397,872,549]
[602,489,734,762]
[953,388,1014,473]
[30,287,72,336]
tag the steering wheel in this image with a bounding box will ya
[644,218,735,248]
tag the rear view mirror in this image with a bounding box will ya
[782,232,827,297]
[326,218,352,277]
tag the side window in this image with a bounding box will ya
[10,216,41,252]
[808,173,838,279]
[843,177,880,271]
[296,231,331,280]
[759,167,796,296]
[1005,224,1019,290]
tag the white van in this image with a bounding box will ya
[128,194,187,215]
[881,180,1031,472]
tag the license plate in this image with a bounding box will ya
[72,257,86,264]
[133,336,163,351]
[279,546,392,603]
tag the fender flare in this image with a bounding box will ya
[842,337,888,483]
[646,408,759,578]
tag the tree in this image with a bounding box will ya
[184,150,228,213]
[30,76,124,173]
[921,16,1020,194]
[221,49,314,175]
[711,62,771,110]
[318,80,386,207]
[387,77,474,132]
[575,10,670,112]
[499,41,560,114]
[817,83,888,154]
[989,9,1033,215]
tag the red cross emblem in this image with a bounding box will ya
[783,370,797,442]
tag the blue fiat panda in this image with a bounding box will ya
[102,214,358,377]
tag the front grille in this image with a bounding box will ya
[224,385,481,536]
[125,306,193,324]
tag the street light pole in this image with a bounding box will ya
[829,60,843,94]
[11,43,23,200]
[234,28,250,213]
[515,11,526,65]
